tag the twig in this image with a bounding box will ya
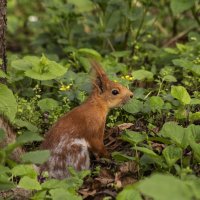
[163,26,196,47]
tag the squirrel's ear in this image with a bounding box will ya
[90,60,109,93]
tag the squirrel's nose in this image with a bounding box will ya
[130,93,133,98]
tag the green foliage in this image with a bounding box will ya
[0,84,17,121]
[3,0,200,198]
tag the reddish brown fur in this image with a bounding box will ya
[40,61,133,179]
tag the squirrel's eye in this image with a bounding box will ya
[112,89,119,95]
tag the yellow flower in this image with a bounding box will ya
[59,84,71,91]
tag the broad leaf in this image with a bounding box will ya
[38,98,59,112]
[132,70,153,81]
[171,85,191,105]
[12,164,37,179]
[170,0,196,15]
[22,150,50,164]
[149,96,164,113]
[117,186,142,200]
[49,188,82,200]
[18,176,41,190]
[0,84,17,121]
[138,174,192,200]
[133,147,158,157]
[16,131,43,144]
[123,99,143,114]
[159,122,186,147]
[162,146,182,167]
[0,175,16,191]
[25,55,67,80]
[112,151,135,162]
[121,130,146,145]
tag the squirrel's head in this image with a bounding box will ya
[91,60,133,109]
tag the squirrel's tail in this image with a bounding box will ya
[0,115,24,162]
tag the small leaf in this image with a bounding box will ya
[163,75,177,82]
[149,96,164,113]
[123,99,143,114]
[15,119,38,132]
[38,98,59,112]
[159,122,186,147]
[189,112,200,122]
[0,69,7,78]
[117,185,142,200]
[16,131,43,144]
[132,70,153,81]
[162,146,182,167]
[121,130,146,145]
[22,150,50,164]
[0,84,17,121]
[171,86,191,105]
[12,164,37,179]
[170,0,195,15]
[18,176,41,190]
[0,175,16,191]
[112,151,135,162]
[133,147,158,157]
[49,188,82,200]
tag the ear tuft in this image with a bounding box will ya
[90,60,109,94]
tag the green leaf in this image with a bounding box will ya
[189,112,200,122]
[15,119,38,132]
[0,69,7,78]
[170,0,196,15]
[159,122,186,147]
[138,174,192,200]
[11,164,37,179]
[0,84,17,121]
[18,176,41,190]
[0,129,5,141]
[163,75,177,82]
[123,99,143,114]
[38,98,59,112]
[189,141,200,162]
[21,150,50,164]
[121,130,146,145]
[11,56,39,71]
[16,131,43,144]
[112,151,135,162]
[26,56,67,80]
[117,186,142,200]
[0,165,11,175]
[173,59,200,75]
[133,146,158,157]
[49,188,82,200]
[68,0,94,13]
[0,175,16,191]
[42,179,70,190]
[149,96,164,113]
[32,191,47,200]
[186,124,200,143]
[132,70,153,81]
[190,98,200,105]
[171,86,191,105]
[162,146,182,167]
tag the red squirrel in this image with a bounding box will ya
[40,61,133,179]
